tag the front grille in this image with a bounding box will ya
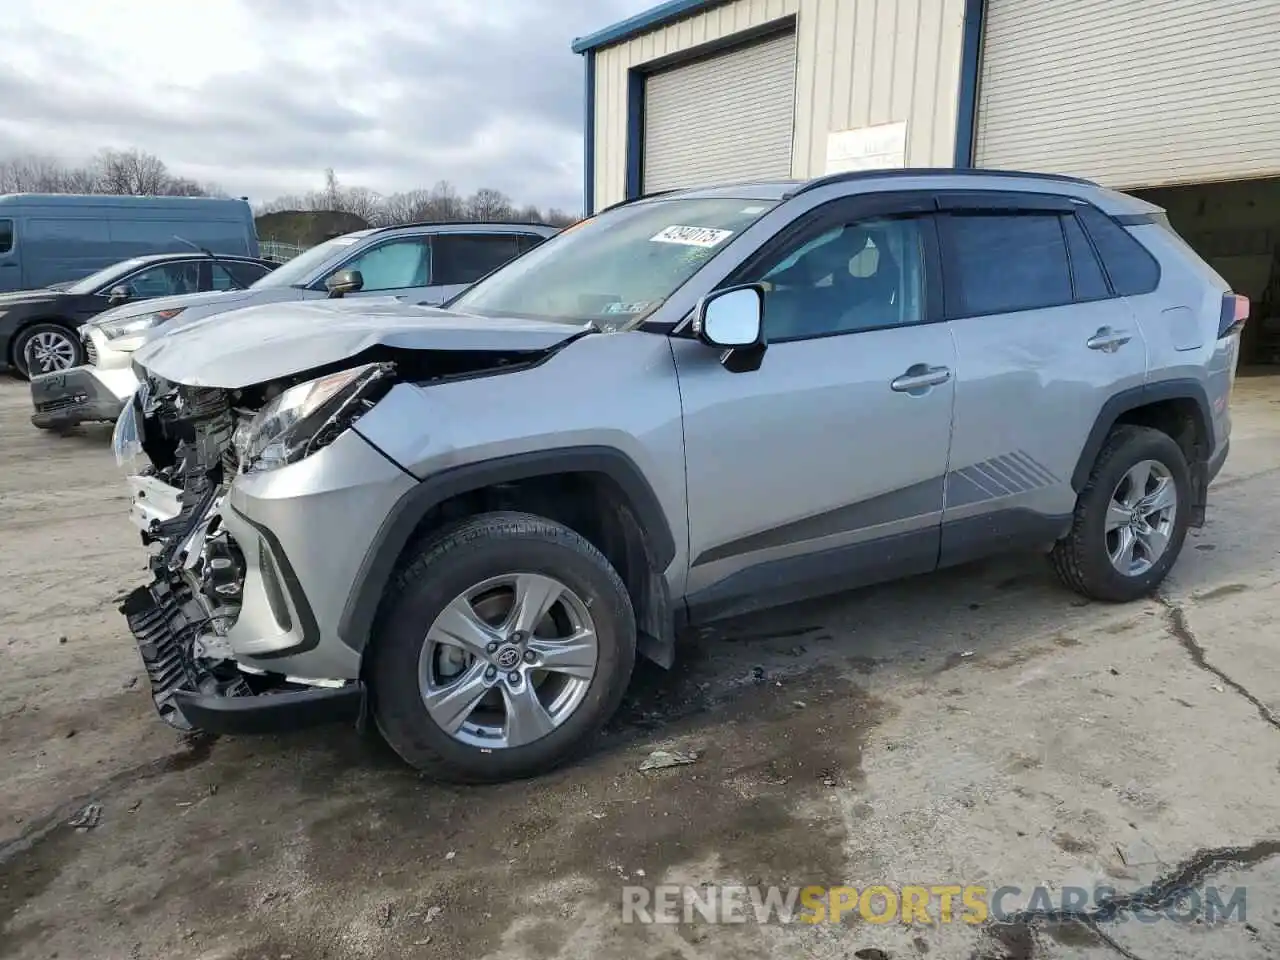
[84,332,98,366]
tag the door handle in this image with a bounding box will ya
[1086,327,1133,352]
[891,364,952,392]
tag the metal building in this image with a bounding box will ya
[572,0,1280,363]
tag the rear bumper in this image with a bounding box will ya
[29,365,136,429]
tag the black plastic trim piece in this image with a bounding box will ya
[337,445,678,651]
[227,504,323,660]
[682,527,939,625]
[934,190,1079,213]
[172,683,364,735]
[1113,213,1162,226]
[1070,379,1215,494]
[692,478,943,567]
[938,509,1072,569]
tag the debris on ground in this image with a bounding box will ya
[68,802,102,831]
[122,676,138,690]
[445,850,456,861]
[376,902,393,927]
[424,905,443,924]
[961,650,975,658]
[793,701,807,709]
[639,749,699,771]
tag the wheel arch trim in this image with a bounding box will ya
[1072,378,1214,493]
[337,444,677,653]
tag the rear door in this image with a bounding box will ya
[935,192,1146,565]
[428,233,527,304]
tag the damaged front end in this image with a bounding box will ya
[112,363,395,733]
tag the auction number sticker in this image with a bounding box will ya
[650,225,734,248]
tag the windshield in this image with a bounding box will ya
[249,234,369,289]
[65,258,149,295]
[448,197,779,327]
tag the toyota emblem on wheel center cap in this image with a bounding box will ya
[495,645,522,670]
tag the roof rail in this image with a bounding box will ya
[369,220,560,234]
[789,167,1099,197]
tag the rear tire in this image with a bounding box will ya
[12,322,84,380]
[368,511,636,784]
[1051,425,1191,602]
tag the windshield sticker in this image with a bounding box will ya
[650,225,734,248]
[331,236,360,246]
[740,206,766,214]
[600,300,653,315]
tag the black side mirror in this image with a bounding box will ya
[325,269,364,299]
[108,285,131,305]
[693,284,767,372]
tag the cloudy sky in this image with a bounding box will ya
[1,0,656,213]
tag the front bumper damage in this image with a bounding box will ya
[117,382,373,737]
[119,578,365,735]
[30,364,136,429]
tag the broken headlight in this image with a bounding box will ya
[235,363,395,475]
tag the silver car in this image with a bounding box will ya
[115,169,1243,784]
[30,221,557,428]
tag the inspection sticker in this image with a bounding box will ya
[650,225,734,248]
[601,300,653,315]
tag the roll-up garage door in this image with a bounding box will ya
[974,0,1280,188]
[643,30,797,194]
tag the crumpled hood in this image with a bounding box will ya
[132,298,592,388]
[88,288,258,326]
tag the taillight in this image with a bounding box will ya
[1219,293,1249,339]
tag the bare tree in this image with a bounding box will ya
[465,187,514,222]
[92,148,173,195]
[0,154,72,193]
[544,208,578,228]
[2,147,574,226]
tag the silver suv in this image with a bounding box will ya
[115,169,1245,784]
[30,221,557,429]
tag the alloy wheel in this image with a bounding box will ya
[418,572,599,749]
[1106,459,1178,577]
[24,330,77,374]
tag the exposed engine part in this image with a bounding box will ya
[121,377,259,729]
[120,578,250,731]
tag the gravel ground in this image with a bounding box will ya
[3,372,1280,960]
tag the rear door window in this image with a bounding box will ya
[212,261,272,290]
[1061,214,1111,300]
[432,234,524,286]
[1077,206,1160,296]
[939,213,1073,317]
[0,218,13,254]
[120,261,202,298]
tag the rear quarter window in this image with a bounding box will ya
[1077,206,1160,296]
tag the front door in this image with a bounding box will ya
[673,199,956,621]
[934,196,1149,566]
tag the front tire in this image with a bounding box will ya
[12,322,84,379]
[1051,425,1192,602]
[368,511,636,784]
